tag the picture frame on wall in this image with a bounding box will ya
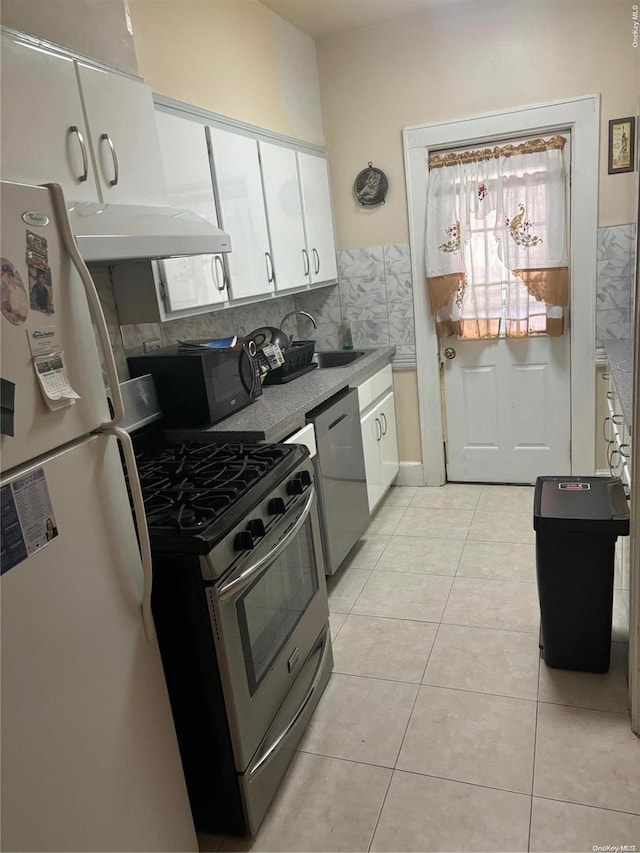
[608,116,635,174]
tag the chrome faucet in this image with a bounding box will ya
[280,311,318,346]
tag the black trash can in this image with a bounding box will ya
[533,475,629,673]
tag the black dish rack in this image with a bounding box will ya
[262,340,317,385]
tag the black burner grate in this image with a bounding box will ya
[133,442,295,536]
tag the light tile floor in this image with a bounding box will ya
[201,484,640,853]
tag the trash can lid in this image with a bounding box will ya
[533,476,629,534]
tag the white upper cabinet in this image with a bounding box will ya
[208,126,274,300]
[297,152,338,285]
[258,141,309,291]
[75,63,166,205]
[0,33,99,202]
[155,111,227,310]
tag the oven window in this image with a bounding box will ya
[236,517,318,695]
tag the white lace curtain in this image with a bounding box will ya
[425,135,569,339]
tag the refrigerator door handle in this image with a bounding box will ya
[107,427,155,641]
[45,182,124,429]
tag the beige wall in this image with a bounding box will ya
[317,0,639,250]
[1,0,138,74]
[393,369,422,461]
[129,0,324,143]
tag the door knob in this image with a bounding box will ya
[443,347,456,360]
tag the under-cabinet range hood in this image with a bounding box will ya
[67,200,231,263]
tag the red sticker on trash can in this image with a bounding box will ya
[558,483,590,490]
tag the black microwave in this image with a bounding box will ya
[127,343,262,427]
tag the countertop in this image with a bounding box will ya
[166,346,397,443]
[603,340,634,427]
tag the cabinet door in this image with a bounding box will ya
[361,406,384,512]
[76,63,166,204]
[208,127,273,300]
[297,152,338,285]
[0,34,98,201]
[155,111,226,310]
[379,391,400,492]
[158,255,226,315]
[259,141,309,291]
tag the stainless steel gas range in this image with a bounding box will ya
[123,381,332,837]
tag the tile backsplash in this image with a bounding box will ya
[94,222,634,384]
[596,222,636,343]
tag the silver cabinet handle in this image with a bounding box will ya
[374,417,382,441]
[302,248,310,277]
[381,412,388,436]
[312,248,320,275]
[620,444,631,459]
[69,125,88,182]
[218,488,315,600]
[602,372,610,380]
[107,427,155,641]
[612,414,624,425]
[247,627,330,779]
[100,133,119,186]
[607,391,615,400]
[265,251,275,284]
[213,255,227,292]
[603,416,611,442]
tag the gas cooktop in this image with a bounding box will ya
[133,441,307,554]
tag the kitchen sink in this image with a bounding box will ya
[312,350,368,368]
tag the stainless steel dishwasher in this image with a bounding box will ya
[308,388,370,575]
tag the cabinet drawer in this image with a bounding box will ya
[357,365,393,413]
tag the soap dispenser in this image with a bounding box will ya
[342,321,353,350]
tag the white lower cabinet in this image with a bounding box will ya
[357,367,400,512]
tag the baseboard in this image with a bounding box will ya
[396,462,425,487]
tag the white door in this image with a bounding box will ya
[155,111,227,308]
[0,436,197,852]
[76,63,166,205]
[259,141,309,291]
[297,152,338,285]
[443,335,571,483]
[208,127,274,300]
[0,34,99,202]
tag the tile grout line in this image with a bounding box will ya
[527,642,542,852]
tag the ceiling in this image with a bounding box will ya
[259,0,445,40]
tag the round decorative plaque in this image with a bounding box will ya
[354,162,388,206]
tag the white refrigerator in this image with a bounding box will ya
[0,181,198,852]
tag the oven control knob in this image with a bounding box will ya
[298,470,312,488]
[268,497,286,515]
[287,478,304,495]
[247,518,266,538]
[234,531,254,551]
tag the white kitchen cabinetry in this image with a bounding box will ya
[298,152,338,285]
[603,368,632,633]
[76,63,166,205]
[208,127,274,300]
[357,366,400,511]
[259,141,309,291]
[155,111,227,311]
[0,34,167,207]
[0,33,98,202]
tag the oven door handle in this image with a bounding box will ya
[247,626,330,780]
[218,487,315,601]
